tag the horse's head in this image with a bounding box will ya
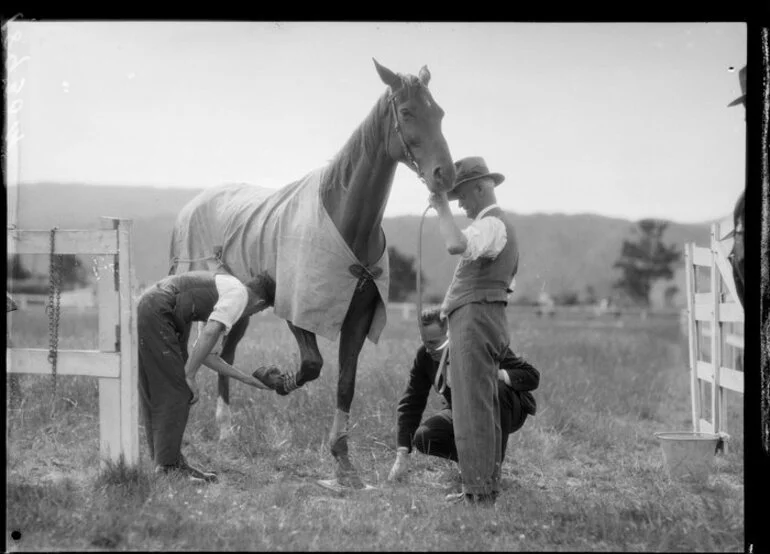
[374,59,456,194]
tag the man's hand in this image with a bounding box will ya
[253,365,283,390]
[387,446,410,483]
[186,374,199,405]
[498,369,511,387]
[428,191,450,212]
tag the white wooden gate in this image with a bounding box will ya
[7,217,139,467]
[684,214,744,450]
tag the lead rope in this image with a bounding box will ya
[416,206,450,395]
[47,227,62,419]
[416,205,431,344]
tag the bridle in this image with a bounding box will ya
[387,87,426,185]
[387,81,437,359]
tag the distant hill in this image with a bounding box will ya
[7,183,713,308]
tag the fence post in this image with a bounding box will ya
[684,243,701,433]
[711,222,728,452]
[116,218,140,467]
[97,218,123,467]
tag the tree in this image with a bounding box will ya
[613,219,681,307]
[387,247,425,303]
[664,284,680,308]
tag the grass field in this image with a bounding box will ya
[6,305,744,552]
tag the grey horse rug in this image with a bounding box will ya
[170,167,390,343]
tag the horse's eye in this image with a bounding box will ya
[400,109,412,119]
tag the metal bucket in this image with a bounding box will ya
[654,431,720,481]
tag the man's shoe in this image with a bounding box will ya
[156,457,218,483]
[445,491,497,506]
[445,491,468,504]
[440,467,463,493]
[179,456,218,483]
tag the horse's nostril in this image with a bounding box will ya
[433,166,443,181]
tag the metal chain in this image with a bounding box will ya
[46,227,62,412]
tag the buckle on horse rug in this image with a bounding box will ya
[349,264,383,291]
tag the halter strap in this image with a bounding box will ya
[388,91,425,183]
[434,346,449,394]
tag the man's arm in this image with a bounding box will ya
[185,321,224,403]
[429,193,507,260]
[388,347,436,482]
[499,348,540,392]
[185,321,268,404]
[396,347,435,452]
[185,321,223,381]
[429,193,467,255]
[202,355,271,390]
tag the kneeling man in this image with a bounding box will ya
[387,308,539,485]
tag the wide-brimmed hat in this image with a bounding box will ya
[447,156,505,200]
[727,65,746,107]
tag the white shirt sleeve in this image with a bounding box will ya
[207,274,248,336]
[461,217,507,261]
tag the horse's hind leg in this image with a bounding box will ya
[216,316,250,440]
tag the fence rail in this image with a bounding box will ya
[7,228,120,255]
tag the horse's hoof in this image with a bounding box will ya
[275,372,300,396]
[335,469,365,490]
[253,366,283,390]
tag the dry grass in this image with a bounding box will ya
[6,306,743,551]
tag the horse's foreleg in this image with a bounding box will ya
[330,284,377,489]
[215,316,250,440]
[271,322,323,395]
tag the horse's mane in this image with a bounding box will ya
[319,92,390,204]
[319,74,423,204]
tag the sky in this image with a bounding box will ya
[4,21,747,224]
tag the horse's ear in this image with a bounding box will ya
[418,65,431,86]
[373,58,401,90]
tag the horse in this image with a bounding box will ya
[168,59,455,488]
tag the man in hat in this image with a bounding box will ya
[386,307,538,485]
[428,156,519,506]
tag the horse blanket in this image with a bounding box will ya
[170,167,390,343]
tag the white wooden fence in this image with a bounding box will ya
[684,214,744,449]
[11,287,97,311]
[6,217,139,468]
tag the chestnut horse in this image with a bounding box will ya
[169,60,455,488]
